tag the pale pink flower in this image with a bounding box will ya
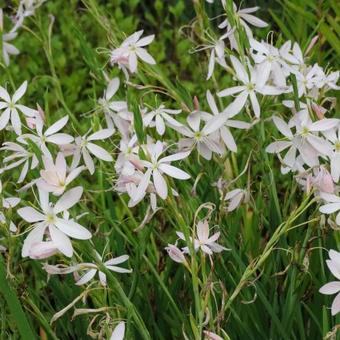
[71,129,114,174]
[206,90,251,152]
[219,3,268,50]
[319,249,340,315]
[0,140,39,183]
[133,141,190,201]
[98,77,130,130]
[218,56,285,118]
[110,30,156,74]
[17,187,91,258]
[224,188,247,211]
[143,104,182,136]
[0,81,38,135]
[115,135,142,176]
[22,115,74,158]
[174,112,226,160]
[177,220,228,255]
[75,253,132,286]
[37,152,84,195]
[43,252,132,286]
[165,244,186,263]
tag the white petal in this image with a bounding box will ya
[105,255,129,266]
[230,55,249,83]
[153,169,168,199]
[17,207,45,222]
[331,153,340,183]
[319,203,340,214]
[45,116,69,136]
[11,108,21,135]
[0,108,11,130]
[12,81,27,103]
[76,269,97,285]
[54,186,83,213]
[87,142,113,161]
[110,322,125,340]
[273,116,293,139]
[217,86,245,97]
[249,91,260,117]
[159,163,190,179]
[0,86,10,102]
[136,34,154,47]
[225,90,248,117]
[55,218,91,239]
[136,48,156,65]
[106,78,120,100]
[83,148,95,174]
[49,225,73,257]
[159,151,191,163]
[206,90,219,115]
[332,293,340,315]
[87,129,114,141]
[220,126,237,152]
[319,282,340,295]
[46,133,74,145]
[22,223,46,257]
[155,115,165,135]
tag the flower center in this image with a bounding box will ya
[301,126,309,137]
[46,213,55,224]
[335,141,340,152]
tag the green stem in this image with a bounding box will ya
[0,255,36,339]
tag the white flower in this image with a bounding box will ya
[17,187,91,258]
[224,188,247,211]
[98,77,130,131]
[266,112,339,170]
[319,249,340,315]
[76,253,132,286]
[143,104,182,135]
[71,129,114,174]
[0,81,38,135]
[110,322,125,340]
[115,135,142,176]
[218,56,285,118]
[206,90,251,152]
[177,220,229,255]
[0,140,39,183]
[219,3,268,50]
[37,152,84,196]
[250,39,288,87]
[22,115,74,158]
[175,111,226,160]
[110,30,156,74]
[133,141,190,201]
